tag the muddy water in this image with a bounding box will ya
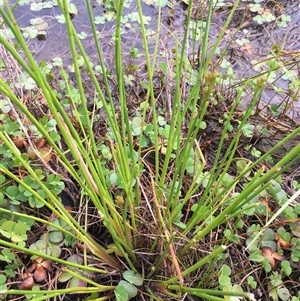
[7,0,176,66]
[216,1,300,118]
[8,1,140,63]
[2,0,300,118]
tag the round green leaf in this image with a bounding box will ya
[261,240,276,252]
[199,121,206,129]
[0,275,6,284]
[123,270,143,286]
[31,239,47,250]
[118,280,137,299]
[49,231,64,244]
[49,245,62,258]
[0,175,6,185]
[68,277,87,288]
[47,218,60,231]
[220,265,231,276]
[58,271,73,283]
[249,249,264,262]
[0,283,7,295]
[281,260,292,276]
[6,186,19,198]
[115,285,128,301]
[29,239,55,259]
[67,254,83,266]
[268,181,281,194]
[110,173,118,184]
[277,287,290,301]
[219,274,231,287]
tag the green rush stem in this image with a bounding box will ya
[165,245,226,284]
[136,0,159,178]
[147,232,176,279]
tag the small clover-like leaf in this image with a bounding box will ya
[56,15,66,24]
[0,221,27,243]
[131,117,143,136]
[236,159,250,176]
[77,31,87,39]
[247,276,257,289]
[219,265,231,287]
[0,274,7,285]
[68,3,78,14]
[221,265,231,276]
[118,280,138,299]
[223,284,244,301]
[30,17,48,30]
[281,260,292,276]
[58,271,73,283]
[199,121,206,129]
[261,247,285,270]
[107,244,124,257]
[0,99,11,114]
[0,248,15,263]
[0,275,7,296]
[68,254,83,265]
[29,238,61,259]
[115,285,128,301]
[123,270,143,286]
[49,231,64,244]
[249,3,261,12]
[249,249,264,262]
[277,287,290,301]
[94,16,105,25]
[68,276,87,288]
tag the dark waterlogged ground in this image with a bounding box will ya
[3,0,300,117]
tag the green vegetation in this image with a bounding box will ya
[0,0,300,300]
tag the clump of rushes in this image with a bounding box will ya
[1,0,300,300]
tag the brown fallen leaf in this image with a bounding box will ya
[240,43,252,55]
[261,246,285,270]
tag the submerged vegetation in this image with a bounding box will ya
[0,0,300,300]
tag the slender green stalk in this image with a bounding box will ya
[135,0,159,178]
[5,287,114,296]
[204,0,241,71]
[147,232,176,279]
[165,245,226,284]
[167,285,253,299]
[114,0,137,235]
[158,0,193,190]
[84,0,116,110]
[26,293,112,301]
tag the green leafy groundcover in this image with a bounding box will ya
[1,0,300,300]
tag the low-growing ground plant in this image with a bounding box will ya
[1,0,300,300]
